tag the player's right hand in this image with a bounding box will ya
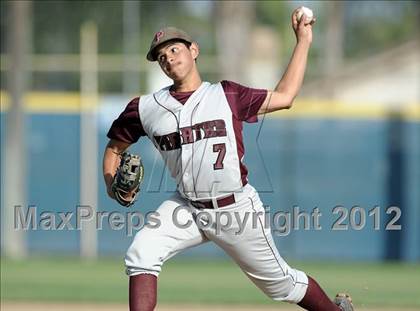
[106,184,116,199]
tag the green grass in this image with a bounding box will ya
[1,257,420,308]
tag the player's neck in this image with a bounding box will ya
[171,70,202,92]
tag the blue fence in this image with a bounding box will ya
[1,100,419,261]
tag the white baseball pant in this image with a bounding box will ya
[125,184,308,303]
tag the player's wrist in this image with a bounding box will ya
[296,36,312,47]
[107,187,116,199]
[296,38,312,47]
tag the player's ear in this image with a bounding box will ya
[190,42,199,60]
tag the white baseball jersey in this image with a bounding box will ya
[108,80,267,201]
[140,81,243,200]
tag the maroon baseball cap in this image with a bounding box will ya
[147,27,194,62]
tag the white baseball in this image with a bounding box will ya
[296,6,314,24]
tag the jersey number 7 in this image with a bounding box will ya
[213,143,226,170]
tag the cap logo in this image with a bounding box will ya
[155,31,164,43]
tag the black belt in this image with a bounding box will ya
[190,194,235,209]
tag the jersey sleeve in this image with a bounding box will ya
[221,80,268,123]
[107,97,146,143]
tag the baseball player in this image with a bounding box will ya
[103,8,354,311]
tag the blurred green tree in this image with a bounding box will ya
[1,1,419,91]
[343,1,420,59]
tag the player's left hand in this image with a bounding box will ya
[292,8,316,44]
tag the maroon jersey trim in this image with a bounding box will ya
[107,97,146,144]
[221,80,267,187]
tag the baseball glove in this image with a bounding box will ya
[111,152,144,207]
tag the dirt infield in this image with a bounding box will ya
[2,302,419,311]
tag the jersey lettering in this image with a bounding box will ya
[154,119,227,151]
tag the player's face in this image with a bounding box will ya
[156,41,197,81]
